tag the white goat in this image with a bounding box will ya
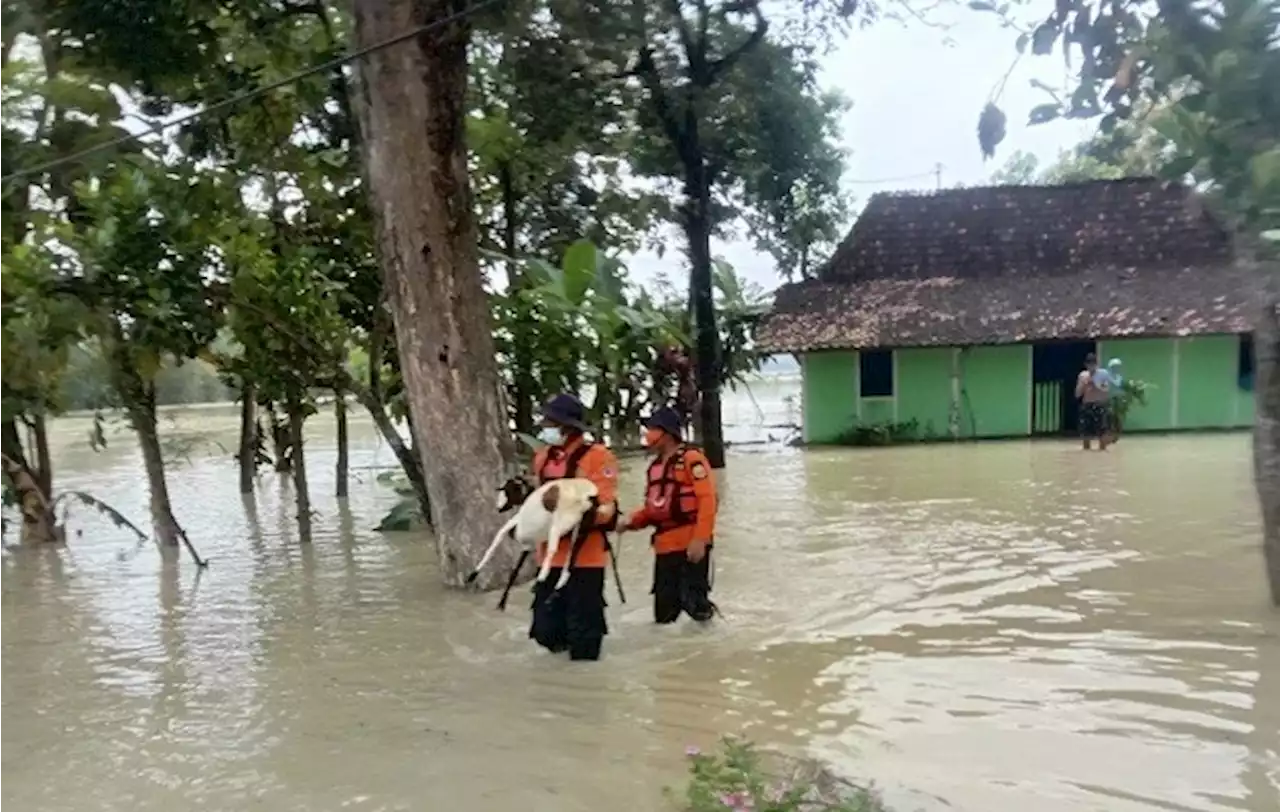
[467,477,599,590]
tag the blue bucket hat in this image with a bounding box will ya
[541,393,588,432]
[643,406,685,437]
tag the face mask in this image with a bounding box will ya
[538,426,565,447]
[643,428,665,449]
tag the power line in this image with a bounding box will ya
[845,169,943,186]
[1,0,507,185]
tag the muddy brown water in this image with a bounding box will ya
[3,398,1278,812]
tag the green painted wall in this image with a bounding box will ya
[860,397,895,425]
[1097,337,1176,430]
[798,335,1251,444]
[1099,335,1253,430]
[896,347,953,439]
[801,352,857,443]
[1177,335,1237,428]
[958,345,1031,438]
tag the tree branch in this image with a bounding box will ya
[664,0,700,72]
[631,4,690,164]
[705,0,767,85]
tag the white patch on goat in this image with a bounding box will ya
[469,478,599,589]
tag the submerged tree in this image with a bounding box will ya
[64,162,227,547]
[557,0,849,468]
[351,0,519,586]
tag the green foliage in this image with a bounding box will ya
[66,162,229,365]
[675,739,887,812]
[493,239,686,440]
[1111,377,1150,424]
[833,419,925,447]
[373,471,425,532]
[979,0,1280,252]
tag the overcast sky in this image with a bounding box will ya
[628,8,1096,293]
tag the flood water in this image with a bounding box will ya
[3,389,1278,812]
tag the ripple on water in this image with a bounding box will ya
[3,419,1277,812]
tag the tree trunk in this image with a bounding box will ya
[124,388,182,547]
[335,389,349,499]
[354,386,431,522]
[683,153,727,468]
[286,391,313,544]
[1,418,61,544]
[32,412,52,496]
[1253,276,1280,606]
[238,382,258,494]
[351,0,517,587]
[500,159,535,435]
[364,322,430,518]
[270,404,293,473]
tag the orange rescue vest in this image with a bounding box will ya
[643,447,700,532]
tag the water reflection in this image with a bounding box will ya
[2,406,1277,812]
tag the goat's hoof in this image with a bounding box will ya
[465,571,479,585]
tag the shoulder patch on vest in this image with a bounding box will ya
[690,462,708,480]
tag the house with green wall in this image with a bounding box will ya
[755,179,1261,443]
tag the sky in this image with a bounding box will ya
[627,7,1096,294]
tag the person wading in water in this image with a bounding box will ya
[528,394,620,661]
[1075,353,1111,451]
[619,406,719,624]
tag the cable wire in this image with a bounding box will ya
[1,0,507,185]
[845,170,940,185]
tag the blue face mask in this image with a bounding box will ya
[538,426,565,447]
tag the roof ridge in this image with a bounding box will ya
[819,177,1232,283]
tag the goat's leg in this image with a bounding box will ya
[538,511,578,583]
[554,518,585,590]
[467,517,519,583]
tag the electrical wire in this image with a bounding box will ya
[1,0,507,185]
[844,170,941,185]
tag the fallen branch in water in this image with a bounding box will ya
[173,523,210,568]
[52,490,209,568]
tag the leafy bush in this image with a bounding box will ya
[373,471,424,532]
[833,419,922,447]
[673,739,887,812]
[1111,377,1150,424]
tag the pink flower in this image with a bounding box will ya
[685,745,701,757]
[719,791,754,810]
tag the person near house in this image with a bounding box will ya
[619,406,719,624]
[1075,353,1111,451]
[1105,358,1125,441]
[527,393,619,661]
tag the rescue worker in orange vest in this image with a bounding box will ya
[528,394,620,661]
[619,406,718,624]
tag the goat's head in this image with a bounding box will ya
[495,475,534,513]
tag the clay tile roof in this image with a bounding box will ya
[756,178,1258,353]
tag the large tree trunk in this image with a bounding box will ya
[335,389,349,499]
[286,391,313,544]
[238,382,258,494]
[683,152,727,468]
[1253,276,1280,606]
[122,383,182,547]
[499,159,535,435]
[1,418,62,544]
[351,0,517,586]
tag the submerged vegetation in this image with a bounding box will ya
[1,0,826,562]
[676,739,888,812]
